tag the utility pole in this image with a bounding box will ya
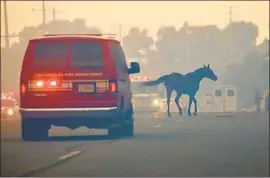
[32,0,46,25]
[229,5,232,24]
[33,1,62,24]
[52,8,56,21]
[42,0,46,25]
[228,5,233,63]
[33,7,62,23]
[185,25,191,71]
[3,0,9,49]
[119,24,122,43]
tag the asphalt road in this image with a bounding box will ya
[1,112,269,177]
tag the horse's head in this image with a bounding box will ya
[201,64,217,81]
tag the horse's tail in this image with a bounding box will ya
[142,75,169,86]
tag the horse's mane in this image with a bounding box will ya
[184,67,204,77]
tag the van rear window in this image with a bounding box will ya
[215,89,222,97]
[71,42,103,70]
[227,89,235,96]
[34,42,67,68]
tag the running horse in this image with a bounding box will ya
[141,64,218,117]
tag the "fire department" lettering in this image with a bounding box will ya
[34,72,103,77]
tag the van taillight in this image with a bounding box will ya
[48,80,61,87]
[50,80,57,86]
[109,81,117,92]
[36,80,44,87]
[21,84,26,94]
[35,80,61,88]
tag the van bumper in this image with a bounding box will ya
[19,107,122,128]
[20,107,119,119]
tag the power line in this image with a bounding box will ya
[1,33,20,49]
[33,1,63,24]
[0,33,19,38]
[52,8,61,21]
[33,7,63,22]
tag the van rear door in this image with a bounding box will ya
[225,87,237,112]
[21,39,118,108]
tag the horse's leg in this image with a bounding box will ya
[175,93,183,116]
[187,95,193,116]
[193,97,198,116]
[166,88,173,117]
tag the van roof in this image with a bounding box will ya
[30,34,119,43]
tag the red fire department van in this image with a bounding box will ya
[19,34,140,141]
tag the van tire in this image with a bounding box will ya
[108,126,122,139]
[22,119,49,141]
[123,121,134,137]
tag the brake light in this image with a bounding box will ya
[50,81,57,86]
[36,81,44,87]
[109,81,117,92]
[21,84,26,94]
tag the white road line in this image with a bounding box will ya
[216,115,234,117]
[176,119,182,121]
[58,150,82,160]
[153,124,162,128]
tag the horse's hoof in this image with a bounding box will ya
[179,112,183,116]
[193,112,197,116]
[188,113,192,116]
[167,113,172,117]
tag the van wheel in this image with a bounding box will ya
[22,119,49,141]
[108,126,122,139]
[123,121,134,137]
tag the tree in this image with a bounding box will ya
[122,27,154,59]
[19,26,43,43]
[257,38,269,55]
[222,21,258,62]
[155,26,180,61]
[221,43,269,109]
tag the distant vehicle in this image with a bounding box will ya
[158,85,188,114]
[261,91,269,112]
[1,92,15,100]
[1,97,19,119]
[1,92,19,105]
[159,97,188,114]
[19,34,140,141]
[209,85,238,112]
[200,93,215,112]
[130,76,162,112]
